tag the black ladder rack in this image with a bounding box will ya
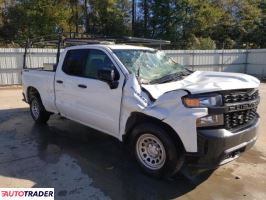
[23,32,171,69]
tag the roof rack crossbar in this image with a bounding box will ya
[27,32,170,46]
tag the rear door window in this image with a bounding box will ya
[62,49,89,77]
[84,49,116,79]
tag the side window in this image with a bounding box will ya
[62,49,119,80]
[62,49,89,77]
[84,49,116,79]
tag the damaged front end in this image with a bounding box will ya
[119,74,208,153]
[120,75,260,175]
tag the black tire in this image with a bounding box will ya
[30,96,50,124]
[130,123,184,178]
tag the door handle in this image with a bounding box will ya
[78,84,87,88]
[56,80,63,84]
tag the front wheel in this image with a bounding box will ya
[130,123,184,178]
[30,96,50,123]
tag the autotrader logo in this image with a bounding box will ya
[0,188,54,200]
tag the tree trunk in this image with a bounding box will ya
[143,0,148,37]
[84,0,89,33]
[132,0,135,36]
[75,0,78,33]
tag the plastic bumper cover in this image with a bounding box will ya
[185,118,259,171]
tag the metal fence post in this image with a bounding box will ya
[192,50,195,71]
[244,49,249,74]
[221,49,224,72]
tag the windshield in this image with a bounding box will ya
[113,49,185,84]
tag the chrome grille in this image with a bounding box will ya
[222,89,259,130]
[224,109,257,130]
[223,89,259,103]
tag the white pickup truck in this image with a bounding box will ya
[22,43,260,177]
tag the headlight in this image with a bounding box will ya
[197,114,224,127]
[182,94,222,108]
[183,94,224,127]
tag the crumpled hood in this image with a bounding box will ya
[142,71,260,99]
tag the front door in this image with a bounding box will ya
[55,48,124,136]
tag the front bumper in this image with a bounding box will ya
[185,118,259,172]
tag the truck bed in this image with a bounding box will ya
[22,69,57,113]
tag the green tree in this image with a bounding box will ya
[145,0,221,49]
[0,0,265,49]
[88,0,131,36]
[149,0,188,47]
[211,0,262,48]
[0,0,4,28]
[136,0,264,49]
[0,0,73,44]
[182,0,222,49]
[134,0,152,37]
[249,0,266,48]
[188,36,217,49]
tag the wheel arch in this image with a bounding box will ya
[27,86,41,102]
[123,112,185,152]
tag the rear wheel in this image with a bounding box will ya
[30,96,50,123]
[130,123,184,178]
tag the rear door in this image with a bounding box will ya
[55,48,125,137]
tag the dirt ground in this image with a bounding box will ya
[0,85,265,200]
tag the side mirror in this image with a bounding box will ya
[98,69,118,89]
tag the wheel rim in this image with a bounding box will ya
[31,99,40,119]
[136,133,166,170]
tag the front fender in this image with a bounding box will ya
[145,90,208,152]
[120,75,208,152]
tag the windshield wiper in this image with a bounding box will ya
[185,68,194,73]
[150,73,183,84]
[150,70,193,84]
